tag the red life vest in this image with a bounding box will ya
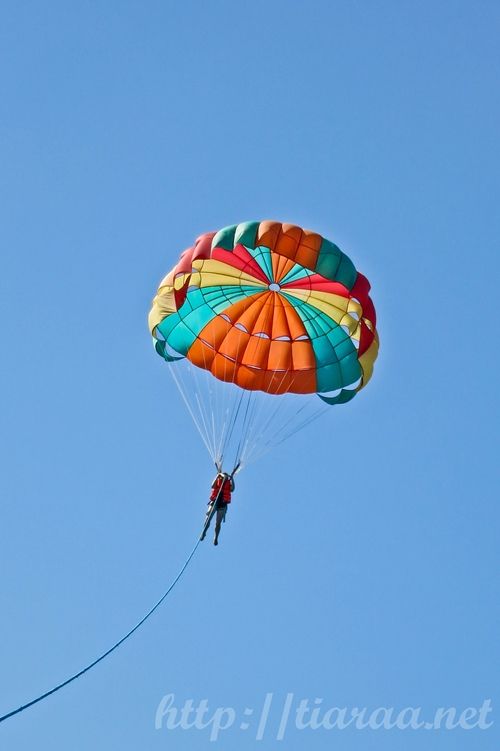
[210,475,232,503]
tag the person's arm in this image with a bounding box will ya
[230,476,235,492]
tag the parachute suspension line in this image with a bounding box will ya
[257,388,306,450]
[213,382,230,469]
[194,337,221,462]
[237,391,275,468]
[192,320,220,466]
[233,388,255,469]
[206,347,219,468]
[239,365,295,467]
[0,538,201,725]
[185,344,215,460]
[220,386,245,466]
[194,391,214,457]
[249,404,326,465]
[238,375,278,467]
[270,402,310,442]
[277,404,327,444]
[167,363,215,461]
[236,391,261,469]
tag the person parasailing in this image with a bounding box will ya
[200,471,235,545]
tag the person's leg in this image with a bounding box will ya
[213,508,224,545]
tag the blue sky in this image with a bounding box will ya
[1,1,499,748]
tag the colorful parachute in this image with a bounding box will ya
[149,221,378,468]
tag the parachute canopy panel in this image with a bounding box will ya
[149,221,378,404]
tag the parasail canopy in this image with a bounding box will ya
[149,221,378,469]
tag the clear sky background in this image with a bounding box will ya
[1,1,499,749]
